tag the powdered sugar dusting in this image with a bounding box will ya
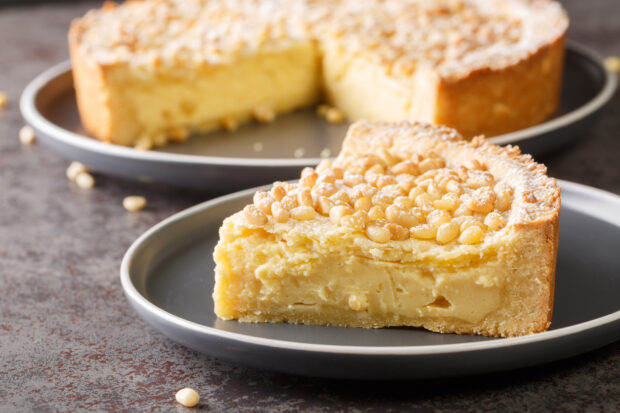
[73,0,567,80]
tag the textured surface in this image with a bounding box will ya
[0,1,618,411]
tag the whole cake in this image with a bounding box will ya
[213,121,561,337]
[69,0,568,148]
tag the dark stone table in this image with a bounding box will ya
[1,1,618,411]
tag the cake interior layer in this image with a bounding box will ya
[320,40,437,125]
[87,36,564,145]
[104,41,323,146]
[213,217,554,337]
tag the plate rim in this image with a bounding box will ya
[21,41,617,168]
[120,179,620,356]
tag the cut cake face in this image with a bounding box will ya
[213,121,561,337]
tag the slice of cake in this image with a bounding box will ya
[69,0,568,148]
[213,121,561,337]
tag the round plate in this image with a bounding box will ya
[120,180,620,379]
[21,42,616,191]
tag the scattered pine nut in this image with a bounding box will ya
[293,147,306,158]
[604,56,620,73]
[0,91,7,109]
[122,196,147,212]
[316,104,330,116]
[320,148,331,158]
[75,172,95,189]
[252,104,275,123]
[175,388,200,408]
[134,136,153,151]
[325,107,345,124]
[19,125,36,145]
[66,161,88,181]
[253,142,264,152]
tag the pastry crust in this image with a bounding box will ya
[213,121,561,337]
[69,0,568,146]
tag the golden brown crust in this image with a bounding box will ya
[69,21,111,143]
[435,35,566,137]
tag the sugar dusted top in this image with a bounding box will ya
[72,0,567,80]
[240,121,560,247]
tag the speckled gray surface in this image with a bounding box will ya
[0,1,618,411]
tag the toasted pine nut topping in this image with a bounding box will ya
[411,224,437,240]
[241,144,517,245]
[271,201,290,223]
[244,204,268,225]
[366,224,391,243]
[459,225,484,244]
[436,222,459,244]
[291,206,316,221]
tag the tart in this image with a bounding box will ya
[69,0,568,148]
[213,121,561,337]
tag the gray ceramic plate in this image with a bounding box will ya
[21,43,617,192]
[120,180,620,379]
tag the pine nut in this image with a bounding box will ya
[386,205,418,228]
[368,205,385,220]
[315,196,334,216]
[459,225,484,244]
[66,161,88,181]
[175,388,200,408]
[123,196,147,212]
[19,125,36,145]
[411,224,437,240]
[270,184,287,201]
[387,223,409,240]
[291,206,316,221]
[427,210,451,227]
[436,222,459,244]
[300,172,318,188]
[484,212,507,231]
[468,187,496,213]
[340,211,367,231]
[354,197,372,212]
[256,197,273,215]
[343,171,364,187]
[75,172,95,189]
[330,190,350,206]
[297,187,314,207]
[391,160,420,176]
[271,202,290,223]
[419,158,445,173]
[313,182,337,197]
[281,194,298,210]
[330,205,353,225]
[366,224,391,243]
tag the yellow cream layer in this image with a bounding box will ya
[213,212,547,334]
[321,40,438,125]
[104,41,322,146]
